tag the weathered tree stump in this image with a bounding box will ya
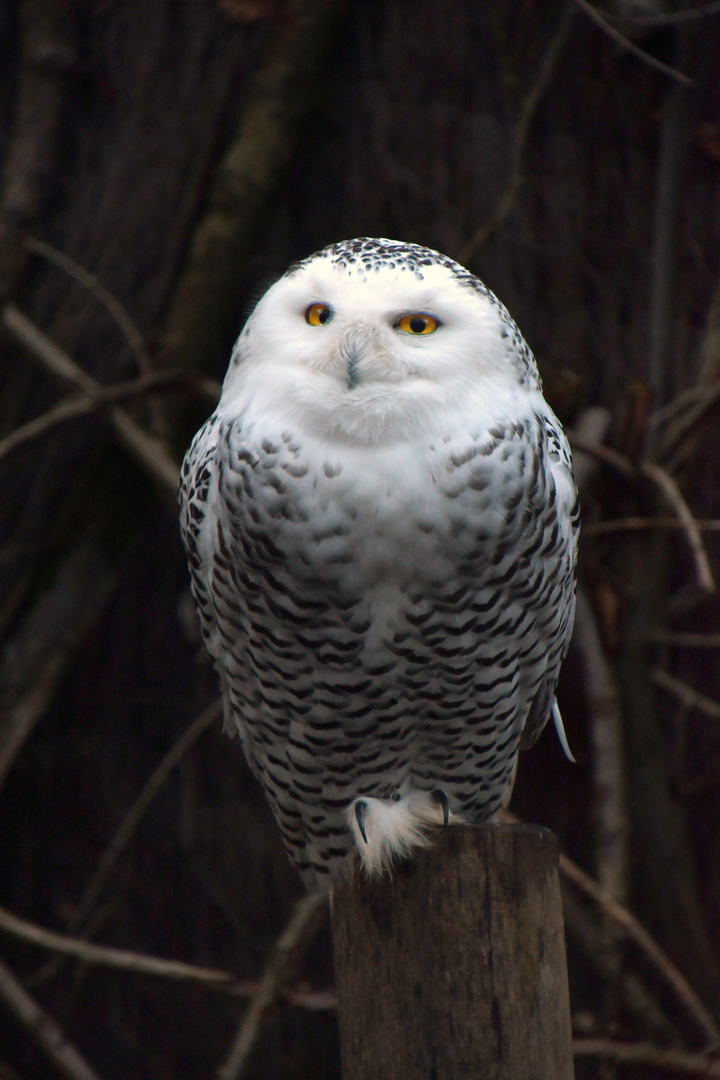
[332,823,574,1080]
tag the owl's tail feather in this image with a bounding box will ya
[552,699,576,763]
[347,791,461,876]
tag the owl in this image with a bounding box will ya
[179,238,578,891]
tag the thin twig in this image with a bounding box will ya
[612,2,720,27]
[25,237,154,375]
[0,539,116,796]
[652,631,720,649]
[0,901,334,1010]
[574,588,628,904]
[573,1038,720,1075]
[501,811,720,1046]
[652,669,720,725]
[70,700,222,934]
[24,235,171,440]
[1,303,180,493]
[0,904,236,988]
[584,517,720,536]
[654,381,720,470]
[0,955,105,1080]
[566,433,636,478]
[641,461,716,596]
[216,892,329,1080]
[0,370,219,463]
[459,6,572,263]
[560,854,720,1046]
[0,649,69,793]
[562,888,681,1044]
[570,0,693,86]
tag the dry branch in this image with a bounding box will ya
[25,237,154,375]
[561,888,681,1044]
[0,538,116,794]
[0,370,219,463]
[560,850,720,1046]
[70,700,222,934]
[613,2,720,26]
[574,1038,720,1075]
[0,901,334,1012]
[651,631,720,648]
[501,812,720,1046]
[0,369,220,462]
[459,7,572,264]
[641,461,716,596]
[566,433,636,478]
[0,905,236,989]
[652,669,720,725]
[573,586,628,1027]
[0,956,104,1080]
[2,303,180,493]
[570,0,693,85]
[216,891,329,1080]
[584,517,720,536]
[576,591,627,900]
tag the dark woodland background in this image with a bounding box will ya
[1,0,720,1077]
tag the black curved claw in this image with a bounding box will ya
[355,800,369,844]
[432,789,450,827]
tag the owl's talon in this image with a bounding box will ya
[432,788,450,826]
[355,800,369,844]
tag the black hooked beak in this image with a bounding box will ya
[346,352,359,391]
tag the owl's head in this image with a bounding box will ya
[220,239,541,445]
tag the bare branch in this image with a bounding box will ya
[459,7,572,264]
[584,517,720,536]
[0,539,116,795]
[573,1038,720,1075]
[217,891,329,1080]
[1,303,180,493]
[70,700,222,934]
[2,302,97,393]
[559,851,720,1046]
[561,888,682,1044]
[651,631,720,649]
[501,811,720,1046]
[566,433,636,478]
[25,237,154,375]
[612,2,720,27]
[641,461,716,596]
[0,955,105,1080]
[574,589,628,900]
[0,903,236,989]
[652,669,720,725]
[654,380,720,471]
[0,370,219,463]
[0,901,334,1012]
[570,0,693,86]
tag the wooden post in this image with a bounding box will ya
[332,823,574,1080]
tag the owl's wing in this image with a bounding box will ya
[517,411,579,749]
[178,413,229,683]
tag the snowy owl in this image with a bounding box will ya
[179,238,579,891]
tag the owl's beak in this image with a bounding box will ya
[336,324,387,392]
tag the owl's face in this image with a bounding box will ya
[221,239,539,445]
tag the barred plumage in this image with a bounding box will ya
[179,238,579,890]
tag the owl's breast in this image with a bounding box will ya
[216,409,537,604]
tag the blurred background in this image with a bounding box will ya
[1,1,720,1077]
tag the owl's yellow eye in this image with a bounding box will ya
[397,312,440,335]
[305,303,333,326]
